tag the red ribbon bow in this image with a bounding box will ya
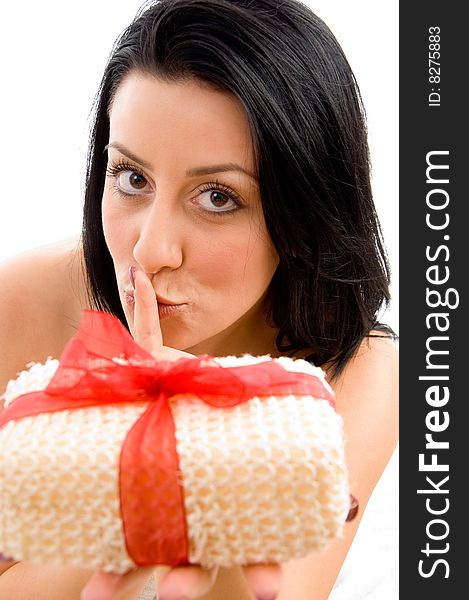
[0,310,334,566]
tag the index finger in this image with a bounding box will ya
[132,268,163,353]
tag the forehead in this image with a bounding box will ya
[108,72,255,171]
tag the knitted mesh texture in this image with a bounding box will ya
[0,355,349,572]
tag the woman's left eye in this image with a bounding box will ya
[197,186,241,214]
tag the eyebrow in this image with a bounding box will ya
[186,163,257,181]
[104,142,258,182]
[104,142,153,170]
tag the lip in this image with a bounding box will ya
[123,289,186,319]
[157,303,185,320]
[155,294,185,306]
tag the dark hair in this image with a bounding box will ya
[82,0,394,376]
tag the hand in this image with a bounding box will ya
[131,268,195,362]
[81,269,281,599]
[81,563,281,600]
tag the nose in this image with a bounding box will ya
[132,196,183,274]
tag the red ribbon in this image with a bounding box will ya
[0,310,334,567]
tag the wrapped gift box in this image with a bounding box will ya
[0,311,350,573]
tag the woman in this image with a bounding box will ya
[0,0,398,598]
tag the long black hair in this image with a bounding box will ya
[82,0,394,375]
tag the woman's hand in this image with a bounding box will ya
[82,563,281,600]
[81,269,281,599]
[131,268,195,362]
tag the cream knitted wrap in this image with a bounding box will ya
[0,355,349,573]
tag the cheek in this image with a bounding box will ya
[196,230,278,294]
[101,192,132,261]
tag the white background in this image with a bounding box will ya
[0,0,398,335]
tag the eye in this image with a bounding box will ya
[119,170,148,192]
[196,183,243,214]
[115,169,150,194]
[106,161,152,195]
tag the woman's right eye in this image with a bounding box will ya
[107,163,152,195]
[116,170,150,194]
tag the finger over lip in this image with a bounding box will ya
[134,269,159,309]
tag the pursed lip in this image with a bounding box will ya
[123,288,186,307]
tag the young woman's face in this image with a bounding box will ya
[102,72,279,356]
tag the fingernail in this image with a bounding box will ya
[346,494,359,522]
[129,266,136,289]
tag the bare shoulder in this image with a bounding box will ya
[328,332,399,488]
[330,333,399,405]
[0,236,89,398]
